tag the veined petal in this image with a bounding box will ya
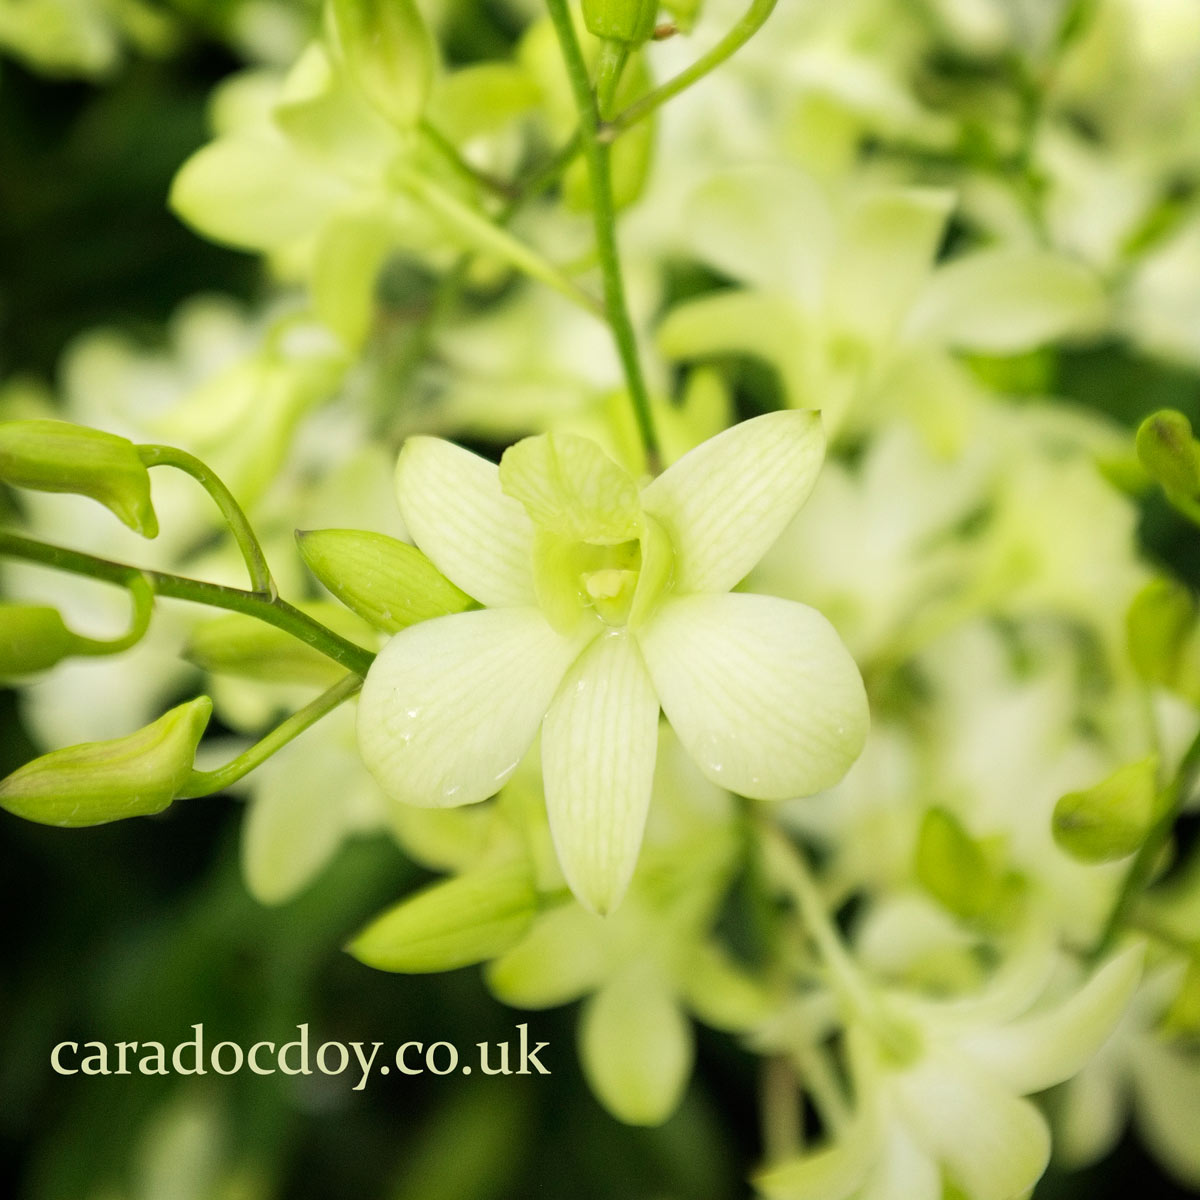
[895,1057,1051,1200]
[957,943,1143,1095]
[542,629,660,914]
[357,608,580,808]
[579,966,692,1126]
[395,437,536,608]
[641,411,826,595]
[639,594,868,800]
[902,249,1105,353]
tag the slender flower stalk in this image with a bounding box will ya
[0,531,375,676]
[177,672,363,798]
[544,0,663,469]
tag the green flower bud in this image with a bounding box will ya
[1127,579,1196,689]
[916,807,1024,929]
[297,529,473,634]
[0,605,85,675]
[0,420,158,537]
[583,0,659,43]
[347,859,537,973]
[0,697,212,827]
[1053,756,1165,864]
[326,0,437,129]
[1137,409,1200,503]
[186,602,372,685]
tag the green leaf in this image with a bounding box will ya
[1053,756,1164,864]
[915,808,1024,928]
[0,419,157,536]
[297,528,474,633]
[326,0,437,129]
[0,698,212,827]
[347,858,537,973]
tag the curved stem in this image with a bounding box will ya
[0,531,375,677]
[70,573,155,657]
[177,672,362,798]
[136,444,275,597]
[1092,725,1200,961]
[545,0,663,470]
[603,0,778,140]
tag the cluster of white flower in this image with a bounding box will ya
[3,1,1200,1196]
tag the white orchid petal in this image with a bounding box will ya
[357,608,580,808]
[542,629,660,915]
[858,1126,941,1200]
[640,593,868,800]
[829,187,956,346]
[958,943,1143,1095]
[896,1058,1051,1200]
[903,249,1105,352]
[1128,1035,1200,1185]
[394,436,536,607]
[580,967,693,1127]
[486,903,607,1008]
[641,411,826,595]
[685,165,835,299]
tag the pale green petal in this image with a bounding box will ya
[169,135,350,251]
[542,629,660,915]
[1129,1036,1200,1186]
[858,1126,940,1200]
[754,1104,881,1200]
[641,411,825,595]
[395,437,536,608]
[639,594,868,800]
[903,250,1105,353]
[357,608,580,808]
[579,967,692,1126]
[830,188,955,345]
[486,903,607,1008]
[957,944,1143,1094]
[685,166,834,298]
[499,432,641,543]
[242,728,372,905]
[656,291,810,405]
[895,1058,1051,1200]
[1055,1061,1128,1169]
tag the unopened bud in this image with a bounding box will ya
[0,697,212,827]
[583,0,659,43]
[297,529,472,633]
[0,420,158,536]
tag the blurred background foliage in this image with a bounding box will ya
[2,1,1200,1197]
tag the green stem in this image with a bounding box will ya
[1092,725,1200,960]
[136,444,275,597]
[69,573,155,656]
[603,0,778,141]
[544,0,662,470]
[391,162,604,317]
[177,672,362,798]
[0,531,375,677]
